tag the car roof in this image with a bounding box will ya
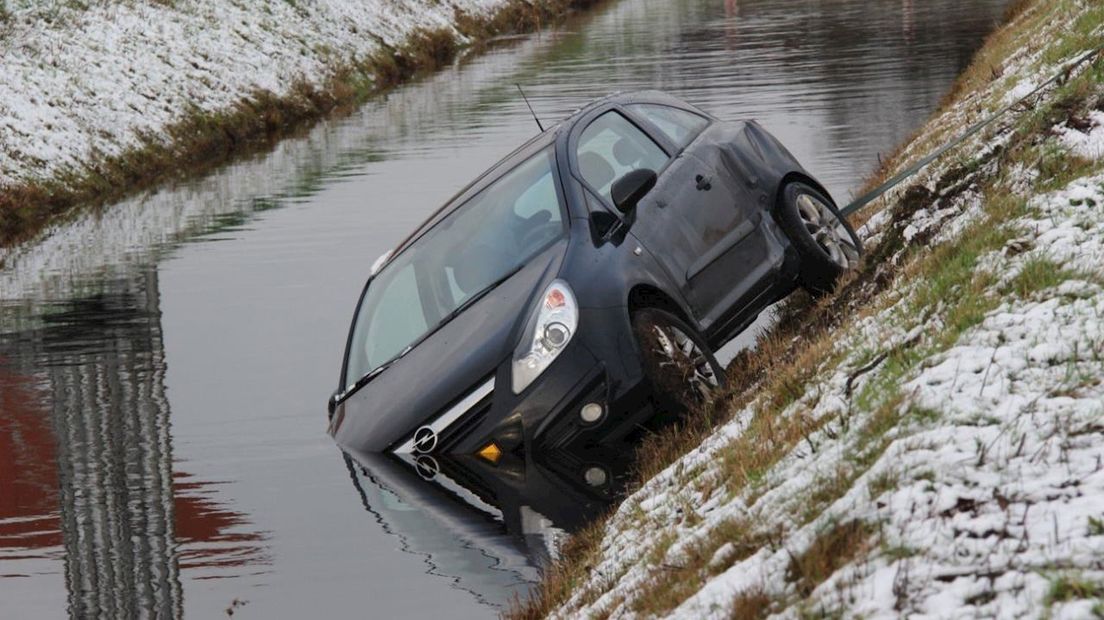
[378,90,698,269]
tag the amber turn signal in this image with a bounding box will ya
[477,442,502,464]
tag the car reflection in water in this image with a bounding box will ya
[342,442,634,609]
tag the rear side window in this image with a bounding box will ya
[576,112,669,203]
[627,104,708,148]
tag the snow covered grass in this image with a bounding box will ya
[0,0,596,247]
[509,0,1104,617]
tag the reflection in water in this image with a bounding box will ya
[344,445,632,609]
[0,270,266,617]
[0,363,61,559]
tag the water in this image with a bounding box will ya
[0,0,1010,616]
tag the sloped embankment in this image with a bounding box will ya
[0,0,594,247]
[513,0,1104,617]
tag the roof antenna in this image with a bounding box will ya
[516,84,544,132]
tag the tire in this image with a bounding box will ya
[631,308,725,412]
[775,181,863,295]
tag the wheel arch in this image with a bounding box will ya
[627,284,693,325]
[773,172,836,214]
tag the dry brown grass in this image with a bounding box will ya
[786,520,876,596]
[0,0,606,249]
[508,518,608,620]
[729,588,773,620]
[623,517,769,617]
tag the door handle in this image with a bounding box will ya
[695,174,712,191]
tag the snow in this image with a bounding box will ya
[1002,77,1038,105]
[0,0,506,186]
[1056,110,1104,160]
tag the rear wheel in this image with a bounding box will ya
[631,308,725,412]
[776,181,862,295]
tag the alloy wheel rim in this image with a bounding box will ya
[651,324,718,401]
[796,193,860,268]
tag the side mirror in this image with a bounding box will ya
[611,168,657,215]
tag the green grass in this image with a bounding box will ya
[1046,574,1104,605]
[1006,256,1087,298]
[1041,4,1104,66]
[1089,517,1104,537]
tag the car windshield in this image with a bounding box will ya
[344,146,565,387]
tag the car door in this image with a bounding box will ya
[574,108,749,323]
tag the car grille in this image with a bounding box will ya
[391,375,495,454]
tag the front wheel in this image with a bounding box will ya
[631,308,725,412]
[776,181,862,295]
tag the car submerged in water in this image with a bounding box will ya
[327,90,861,459]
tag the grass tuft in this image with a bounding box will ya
[1045,574,1104,605]
[786,520,876,596]
[729,588,773,620]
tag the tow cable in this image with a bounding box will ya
[841,45,1104,218]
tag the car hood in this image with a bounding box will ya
[330,239,567,452]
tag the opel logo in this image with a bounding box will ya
[412,426,438,453]
[415,456,440,480]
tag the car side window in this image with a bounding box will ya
[576,111,668,203]
[627,104,709,148]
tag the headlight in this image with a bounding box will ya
[512,280,578,393]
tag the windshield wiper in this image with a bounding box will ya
[338,359,397,403]
[336,263,525,405]
[441,263,525,326]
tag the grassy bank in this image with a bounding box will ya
[511,0,1104,617]
[0,0,600,250]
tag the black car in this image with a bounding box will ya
[328,90,860,458]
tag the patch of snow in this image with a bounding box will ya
[856,208,892,241]
[1003,77,1038,105]
[0,0,507,186]
[1056,110,1104,160]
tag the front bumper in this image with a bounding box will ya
[390,327,653,457]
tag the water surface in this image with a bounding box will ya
[1,0,1010,616]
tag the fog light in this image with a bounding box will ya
[580,402,604,424]
[584,466,608,487]
[477,442,502,464]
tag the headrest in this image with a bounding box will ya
[613,137,644,167]
[579,151,615,191]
